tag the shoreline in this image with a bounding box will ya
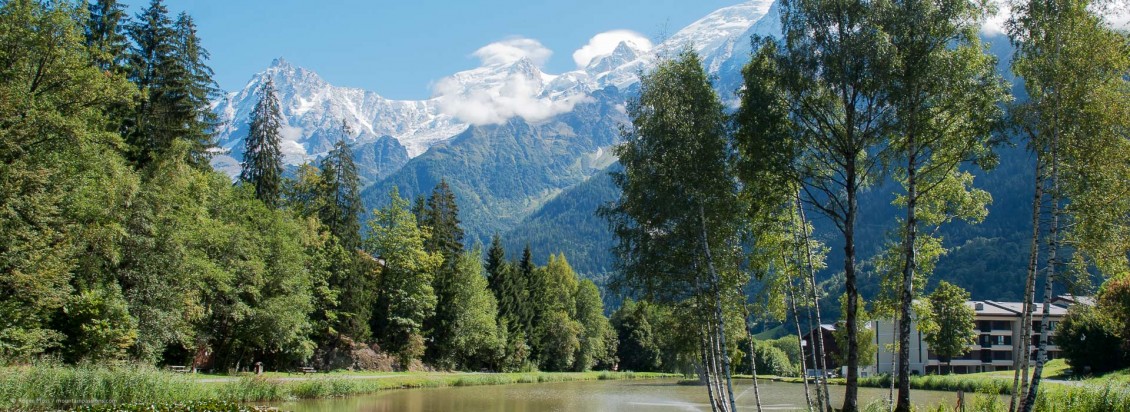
[0,365,676,411]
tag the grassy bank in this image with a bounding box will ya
[0,364,675,411]
[851,360,1130,412]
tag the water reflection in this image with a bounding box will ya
[280,379,963,411]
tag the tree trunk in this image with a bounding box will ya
[700,205,737,412]
[1011,154,1043,412]
[702,326,720,412]
[740,287,765,412]
[843,166,861,412]
[797,193,832,411]
[788,279,815,411]
[896,144,919,412]
[1023,131,1061,412]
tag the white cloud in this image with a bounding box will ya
[434,71,590,126]
[472,37,553,66]
[981,0,1010,36]
[572,30,653,68]
[433,37,592,126]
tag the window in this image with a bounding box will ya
[993,351,1013,361]
[993,321,1011,330]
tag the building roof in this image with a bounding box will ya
[972,300,1068,317]
[1053,294,1095,307]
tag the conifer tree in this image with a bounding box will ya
[85,0,129,73]
[423,179,464,261]
[486,233,506,294]
[319,121,363,251]
[422,179,467,366]
[169,12,218,167]
[125,1,217,168]
[125,0,175,165]
[240,78,284,207]
[518,244,537,336]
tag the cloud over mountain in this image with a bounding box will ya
[572,30,653,68]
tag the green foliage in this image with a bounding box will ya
[749,340,796,377]
[438,251,504,371]
[1097,277,1130,354]
[55,285,138,363]
[919,281,977,367]
[124,0,217,168]
[423,180,469,367]
[1055,303,1127,374]
[573,279,615,371]
[366,187,441,368]
[1009,0,1130,280]
[85,0,130,73]
[833,295,877,367]
[0,0,134,362]
[537,310,582,372]
[610,299,663,372]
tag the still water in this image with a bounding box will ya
[280,379,967,411]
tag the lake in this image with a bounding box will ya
[280,378,969,411]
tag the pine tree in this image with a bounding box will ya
[423,179,464,261]
[125,1,217,168]
[125,0,175,165]
[319,121,363,251]
[518,244,536,336]
[486,233,506,295]
[169,12,218,168]
[421,179,466,366]
[239,78,284,207]
[85,0,129,73]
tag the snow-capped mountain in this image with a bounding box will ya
[212,58,466,163]
[210,0,782,171]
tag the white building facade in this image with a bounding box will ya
[874,301,1067,375]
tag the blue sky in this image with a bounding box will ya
[125,0,743,100]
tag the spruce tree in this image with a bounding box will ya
[125,1,216,168]
[318,121,362,251]
[239,78,284,207]
[85,0,129,73]
[486,233,506,295]
[422,179,466,365]
[423,179,464,261]
[125,0,175,165]
[169,12,218,168]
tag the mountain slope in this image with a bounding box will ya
[360,87,626,245]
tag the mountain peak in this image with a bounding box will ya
[270,57,292,69]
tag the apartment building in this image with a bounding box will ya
[874,300,1068,375]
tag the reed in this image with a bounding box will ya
[0,363,672,411]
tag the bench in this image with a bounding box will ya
[299,367,317,374]
[167,365,190,373]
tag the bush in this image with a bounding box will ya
[1056,304,1127,374]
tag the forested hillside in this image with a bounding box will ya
[0,0,618,375]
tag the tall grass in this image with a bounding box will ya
[858,373,1130,412]
[0,363,214,409]
[0,363,669,410]
[858,373,1013,394]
